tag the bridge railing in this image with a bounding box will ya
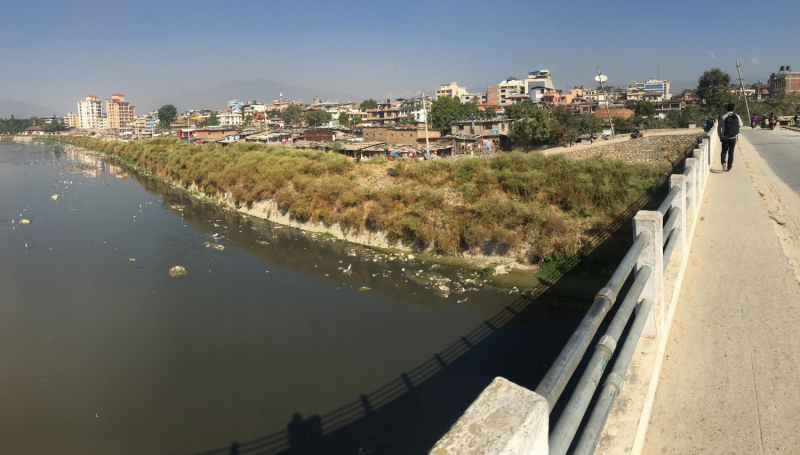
[431,129,715,455]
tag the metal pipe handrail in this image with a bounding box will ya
[656,185,681,215]
[548,266,653,455]
[571,298,654,455]
[535,231,651,411]
[663,227,681,272]
[662,206,680,240]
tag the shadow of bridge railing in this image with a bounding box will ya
[190,160,682,455]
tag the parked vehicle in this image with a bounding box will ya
[630,130,643,139]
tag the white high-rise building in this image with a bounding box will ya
[77,95,103,129]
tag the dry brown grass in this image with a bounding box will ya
[55,137,669,262]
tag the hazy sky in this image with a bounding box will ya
[2,0,798,114]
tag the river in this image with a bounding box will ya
[0,141,586,454]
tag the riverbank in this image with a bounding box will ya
[41,136,670,292]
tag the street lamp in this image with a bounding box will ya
[595,67,615,139]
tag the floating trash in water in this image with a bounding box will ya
[204,242,225,251]
[129,258,136,261]
[358,287,372,291]
[50,194,60,200]
[257,240,269,245]
[169,266,188,277]
[19,218,31,224]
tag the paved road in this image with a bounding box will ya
[740,128,800,194]
[642,131,800,454]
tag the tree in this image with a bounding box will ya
[623,100,637,111]
[579,117,604,136]
[269,109,280,118]
[351,115,362,125]
[199,112,219,128]
[612,116,635,134]
[360,99,378,110]
[482,106,497,119]
[508,111,552,146]
[305,109,332,127]
[550,105,579,144]
[696,68,736,117]
[157,104,177,129]
[634,100,656,117]
[244,114,252,126]
[504,99,542,120]
[337,112,350,128]
[281,105,302,124]
[429,96,462,135]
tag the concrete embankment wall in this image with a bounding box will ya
[562,132,703,164]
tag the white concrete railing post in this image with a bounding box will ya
[633,211,664,338]
[669,174,687,254]
[430,377,549,455]
[683,157,698,219]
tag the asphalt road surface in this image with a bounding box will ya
[740,128,800,194]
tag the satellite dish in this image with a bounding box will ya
[594,75,608,83]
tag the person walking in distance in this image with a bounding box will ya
[717,103,743,172]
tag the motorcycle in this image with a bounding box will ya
[630,131,643,139]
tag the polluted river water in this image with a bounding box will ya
[0,141,588,454]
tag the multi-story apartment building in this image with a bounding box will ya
[77,95,102,129]
[435,82,467,99]
[498,77,527,106]
[366,100,400,125]
[105,93,135,129]
[644,79,670,99]
[525,70,554,104]
[396,97,430,123]
[65,112,79,129]
[769,66,800,98]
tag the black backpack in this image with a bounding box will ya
[724,113,740,137]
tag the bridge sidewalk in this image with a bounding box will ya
[641,138,800,454]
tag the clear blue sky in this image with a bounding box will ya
[2,0,798,113]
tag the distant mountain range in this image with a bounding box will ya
[0,99,64,119]
[147,78,364,113]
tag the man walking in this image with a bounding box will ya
[717,103,743,172]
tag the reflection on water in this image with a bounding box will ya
[0,142,588,454]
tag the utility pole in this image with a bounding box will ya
[422,89,431,158]
[596,66,615,138]
[736,61,751,120]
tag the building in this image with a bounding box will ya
[362,126,440,146]
[654,100,686,118]
[486,86,499,105]
[228,100,246,113]
[366,101,400,126]
[77,95,102,129]
[396,97,430,123]
[436,82,467,99]
[769,66,800,98]
[643,79,670,99]
[594,107,635,120]
[498,77,527,106]
[459,92,485,104]
[65,112,79,129]
[218,110,243,127]
[525,70,554,104]
[22,125,44,135]
[105,93,136,129]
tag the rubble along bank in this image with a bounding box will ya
[45,137,670,277]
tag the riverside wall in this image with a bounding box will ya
[563,133,704,164]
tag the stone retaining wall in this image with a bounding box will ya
[564,133,703,165]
